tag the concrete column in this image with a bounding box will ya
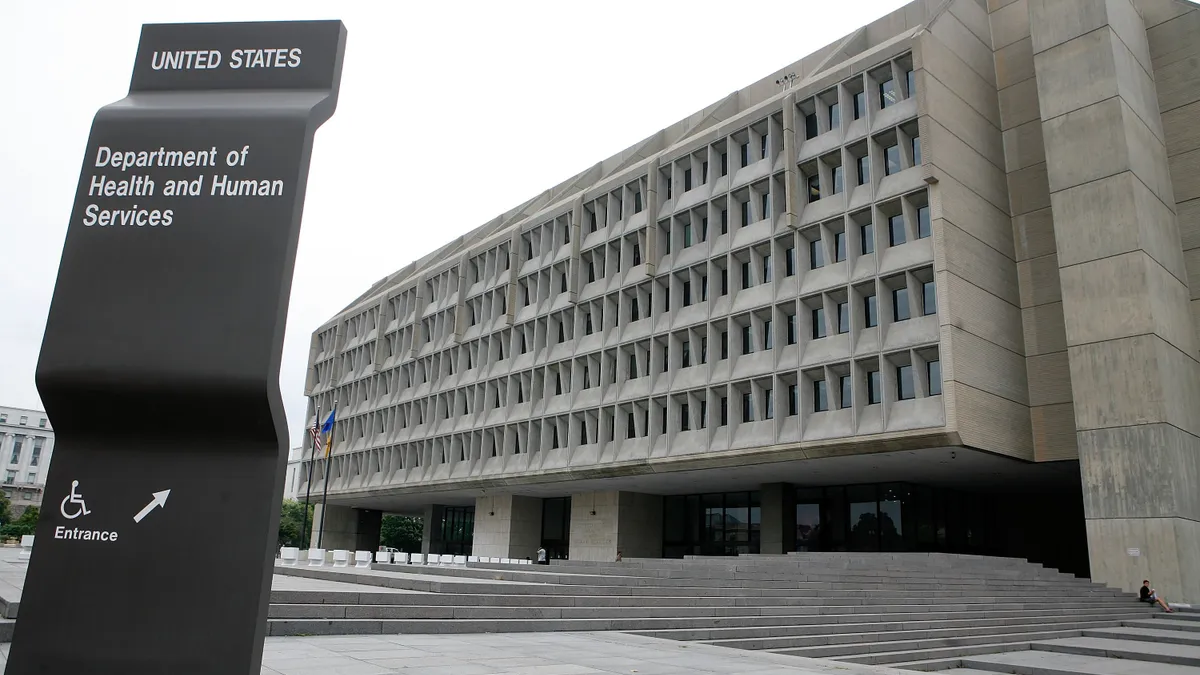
[760,483,796,554]
[311,503,358,550]
[569,491,663,562]
[1030,0,1200,601]
[471,494,542,559]
[421,504,445,554]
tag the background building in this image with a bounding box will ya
[0,406,54,518]
[302,0,1200,602]
[283,446,305,501]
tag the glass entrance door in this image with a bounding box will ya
[540,497,571,560]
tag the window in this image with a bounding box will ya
[627,411,637,439]
[682,341,691,368]
[912,136,922,165]
[763,320,773,350]
[721,269,729,295]
[701,337,708,363]
[683,223,693,248]
[701,218,708,242]
[0,414,6,423]
[809,239,824,269]
[812,307,826,339]
[865,293,879,328]
[897,364,915,400]
[861,222,875,254]
[37,418,46,429]
[699,399,708,428]
[787,314,797,345]
[661,345,669,372]
[740,142,750,167]
[889,214,906,246]
[788,384,799,416]
[630,297,640,322]
[762,255,772,283]
[680,402,690,431]
[829,102,840,130]
[720,209,729,234]
[867,370,882,404]
[684,168,693,191]
[834,231,847,262]
[588,261,596,283]
[814,379,828,412]
[840,375,852,408]
[720,331,729,359]
[702,161,709,183]
[741,261,752,289]
[4,471,12,484]
[805,113,818,139]
[720,152,728,176]
[761,192,770,219]
[634,192,643,213]
[557,322,566,344]
[589,210,598,232]
[742,392,754,422]
[837,302,850,334]
[917,205,930,239]
[585,312,594,335]
[853,91,867,119]
[683,281,692,307]
[885,144,901,175]
[760,134,769,160]
[720,396,729,426]
[629,353,639,378]
[633,243,642,266]
[560,273,567,293]
[923,281,937,315]
[18,416,27,426]
[906,69,916,98]
[928,359,942,395]
[555,373,563,395]
[742,324,753,355]
[807,174,820,202]
[785,246,796,276]
[8,447,18,464]
[857,155,870,185]
[880,78,897,108]
[893,287,911,321]
[764,388,774,420]
[832,165,844,194]
[584,364,592,388]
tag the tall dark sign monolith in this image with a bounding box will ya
[7,20,346,675]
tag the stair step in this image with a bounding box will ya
[1125,618,1200,633]
[823,640,1037,665]
[963,648,1200,675]
[1034,636,1200,668]
[1084,626,1200,647]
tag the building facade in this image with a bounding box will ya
[0,406,55,518]
[304,0,1200,601]
[283,446,305,502]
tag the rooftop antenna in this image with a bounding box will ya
[776,72,797,89]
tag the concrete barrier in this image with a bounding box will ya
[410,553,424,565]
[280,547,299,566]
[375,551,392,564]
[19,535,33,561]
[354,551,372,568]
[332,550,350,568]
[395,552,409,564]
[307,548,326,567]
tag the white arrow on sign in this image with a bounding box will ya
[133,490,171,523]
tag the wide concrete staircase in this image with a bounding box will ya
[270,552,1155,669]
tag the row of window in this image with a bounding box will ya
[0,434,45,467]
[0,414,47,428]
[3,471,40,486]
[307,354,943,461]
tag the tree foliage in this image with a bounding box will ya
[277,499,314,549]
[0,505,38,540]
[380,515,422,552]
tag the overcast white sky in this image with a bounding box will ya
[2,0,910,447]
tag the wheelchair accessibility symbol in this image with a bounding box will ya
[60,480,91,520]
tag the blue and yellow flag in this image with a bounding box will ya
[321,408,337,457]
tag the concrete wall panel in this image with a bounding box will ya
[1017,254,1063,306]
[937,173,1017,258]
[1030,402,1079,460]
[1007,162,1051,215]
[1002,119,1046,172]
[947,326,1030,405]
[990,0,1032,49]
[951,381,1035,459]
[995,36,1036,89]
[1022,302,1068,355]
[944,220,1021,304]
[1026,351,1074,406]
[1012,207,1056,261]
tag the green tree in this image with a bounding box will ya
[277,500,314,549]
[0,505,38,540]
[0,492,14,527]
[380,515,422,552]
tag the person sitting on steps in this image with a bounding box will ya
[1140,580,1174,612]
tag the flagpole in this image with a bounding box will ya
[300,403,320,549]
[316,398,337,549]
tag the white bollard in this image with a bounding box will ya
[19,535,33,561]
[452,555,467,565]
[395,552,409,564]
[467,555,479,563]
[332,550,350,568]
[375,551,392,565]
[355,551,372,568]
[280,547,299,566]
[410,553,424,565]
[308,548,326,566]
[438,554,453,566]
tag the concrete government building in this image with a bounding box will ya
[303,0,1200,602]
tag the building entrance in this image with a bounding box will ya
[663,491,761,558]
[540,497,570,560]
